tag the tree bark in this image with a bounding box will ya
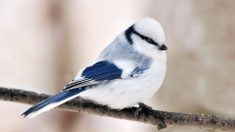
[0,86,234,131]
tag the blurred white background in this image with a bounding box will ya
[0,0,234,132]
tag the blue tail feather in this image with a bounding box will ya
[21,88,85,117]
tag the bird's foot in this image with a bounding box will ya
[134,102,152,118]
[134,103,166,130]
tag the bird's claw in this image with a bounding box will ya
[134,103,152,118]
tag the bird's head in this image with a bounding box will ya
[125,17,167,60]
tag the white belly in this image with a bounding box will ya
[79,61,166,109]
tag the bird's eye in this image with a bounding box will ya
[145,38,154,44]
[143,37,159,47]
[131,28,159,46]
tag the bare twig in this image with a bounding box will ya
[0,86,234,130]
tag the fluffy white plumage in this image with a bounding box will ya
[79,59,166,109]
[22,17,167,118]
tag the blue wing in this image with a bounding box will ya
[63,60,123,91]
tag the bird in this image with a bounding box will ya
[21,17,168,118]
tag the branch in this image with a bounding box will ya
[0,86,234,130]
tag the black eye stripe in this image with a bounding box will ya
[140,35,157,45]
[125,25,159,47]
[132,29,159,46]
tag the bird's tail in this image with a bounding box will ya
[21,88,85,118]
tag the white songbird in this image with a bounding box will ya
[22,17,168,118]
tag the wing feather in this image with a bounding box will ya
[63,61,122,91]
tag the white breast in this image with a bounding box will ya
[79,60,166,109]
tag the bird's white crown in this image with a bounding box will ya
[134,17,165,46]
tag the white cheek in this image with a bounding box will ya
[133,39,157,57]
[132,36,167,62]
[113,59,135,78]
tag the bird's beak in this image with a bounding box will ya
[159,44,168,50]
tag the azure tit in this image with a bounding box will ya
[22,17,168,118]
